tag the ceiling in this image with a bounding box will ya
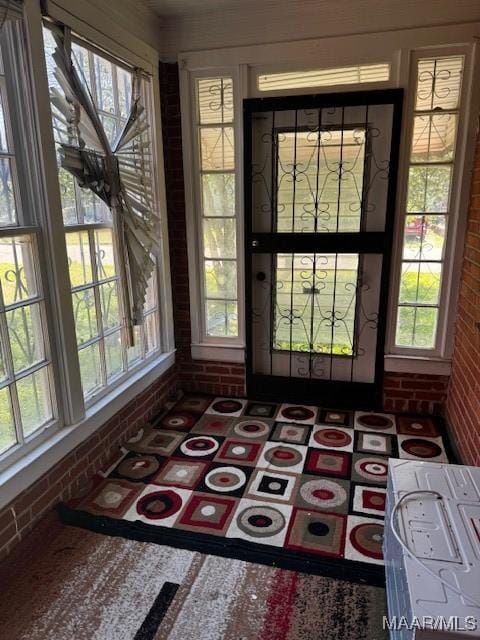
[146,0,273,17]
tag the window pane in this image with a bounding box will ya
[0,235,38,306]
[197,78,233,124]
[66,231,93,287]
[396,306,438,348]
[403,215,446,261]
[0,89,9,152]
[77,187,111,224]
[144,270,156,313]
[204,259,237,299]
[7,303,45,374]
[0,386,15,453]
[127,325,142,366]
[201,173,235,217]
[399,262,441,305]
[17,367,53,436]
[144,312,158,354]
[407,166,451,213]
[206,300,237,337]
[117,67,131,119]
[58,168,78,225]
[72,43,92,92]
[416,56,464,112]
[411,114,457,164]
[72,288,98,345]
[258,63,390,91]
[0,336,6,382]
[200,127,234,171]
[95,229,116,280]
[79,342,102,396]
[203,219,236,258]
[0,157,17,226]
[94,55,115,115]
[105,330,123,381]
[99,281,120,330]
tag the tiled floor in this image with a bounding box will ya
[61,395,451,584]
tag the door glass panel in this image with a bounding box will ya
[273,253,359,356]
[276,129,366,233]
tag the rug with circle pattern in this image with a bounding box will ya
[60,396,452,585]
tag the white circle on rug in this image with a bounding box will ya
[232,445,247,455]
[104,490,122,505]
[205,466,247,492]
[200,505,216,516]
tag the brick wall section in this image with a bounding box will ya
[0,365,179,561]
[384,372,449,416]
[445,135,480,466]
[159,61,246,397]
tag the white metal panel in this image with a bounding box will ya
[386,460,480,638]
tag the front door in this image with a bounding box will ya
[244,90,403,408]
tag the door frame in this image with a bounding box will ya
[244,88,403,408]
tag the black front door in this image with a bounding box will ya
[244,89,403,408]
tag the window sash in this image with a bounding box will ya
[390,48,471,357]
[0,21,59,462]
[43,24,162,403]
[184,70,243,347]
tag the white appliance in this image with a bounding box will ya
[384,459,480,639]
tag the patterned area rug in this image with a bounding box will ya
[59,395,452,586]
[0,513,388,640]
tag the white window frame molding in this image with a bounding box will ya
[0,0,175,477]
[179,21,480,371]
[385,43,480,373]
[180,64,246,363]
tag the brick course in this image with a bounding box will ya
[445,135,480,466]
[0,365,179,560]
[383,372,449,416]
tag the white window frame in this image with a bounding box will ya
[180,66,245,363]
[0,0,174,481]
[0,7,64,472]
[179,22,480,371]
[386,44,480,368]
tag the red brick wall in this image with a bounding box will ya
[159,62,246,397]
[445,135,480,466]
[384,372,449,416]
[0,365,178,561]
